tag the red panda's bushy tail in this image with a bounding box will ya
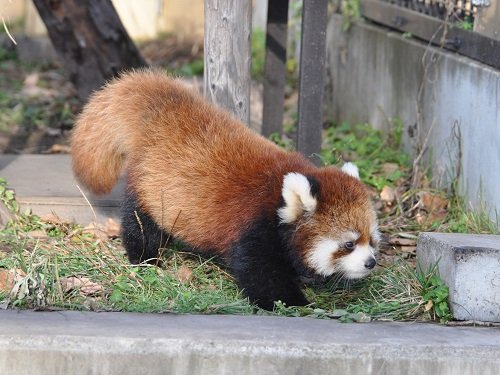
[71,76,137,195]
[71,70,183,195]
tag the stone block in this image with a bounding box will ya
[417,232,500,322]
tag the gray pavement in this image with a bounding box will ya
[0,310,499,375]
[0,154,123,225]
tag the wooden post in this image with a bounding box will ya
[204,0,252,125]
[296,0,328,164]
[261,0,289,138]
[474,2,500,41]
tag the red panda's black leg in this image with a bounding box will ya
[121,190,169,265]
[229,219,309,310]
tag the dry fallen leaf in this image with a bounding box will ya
[45,144,71,154]
[60,276,104,296]
[41,213,73,225]
[105,218,121,238]
[177,265,193,284]
[415,211,427,225]
[27,230,48,239]
[82,222,108,241]
[381,162,399,177]
[0,269,26,293]
[413,191,449,225]
[399,246,417,253]
[418,191,448,213]
[0,270,14,293]
[427,211,448,223]
[380,186,396,205]
[388,237,417,247]
[22,72,56,97]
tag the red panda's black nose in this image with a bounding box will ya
[364,257,376,269]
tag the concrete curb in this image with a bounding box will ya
[1,311,499,375]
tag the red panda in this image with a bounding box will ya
[71,70,379,310]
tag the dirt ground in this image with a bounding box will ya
[0,36,208,154]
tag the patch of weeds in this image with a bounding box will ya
[269,132,294,151]
[269,259,450,322]
[417,263,452,323]
[107,251,252,314]
[0,229,253,313]
[454,16,474,31]
[251,28,300,86]
[0,178,18,212]
[438,180,499,235]
[311,260,427,320]
[0,46,16,62]
[341,0,361,31]
[172,58,204,77]
[321,120,409,190]
[251,29,266,80]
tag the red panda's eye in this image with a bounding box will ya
[344,241,355,251]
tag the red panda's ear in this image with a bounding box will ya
[341,162,360,179]
[278,173,318,223]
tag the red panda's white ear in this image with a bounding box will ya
[278,173,318,223]
[341,162,360,179]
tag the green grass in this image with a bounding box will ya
[0,220,449,321]
[274,259,451,322]
[1,118,494,321]
[455,16,474,31]
[341,0,361,31]
[251,29,266,80]
[0,46,16,62]
[171,58,204,77]
[321,120,409,190]
[1,238,252,314]
[0,140,454,323]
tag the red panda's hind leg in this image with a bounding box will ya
[121,190,169,265]
[229,218,309,310]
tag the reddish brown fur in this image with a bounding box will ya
[72,70,374,259]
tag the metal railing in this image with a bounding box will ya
[360,0,500,69]
[383,0,476,21]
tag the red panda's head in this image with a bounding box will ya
[278,163,379,279]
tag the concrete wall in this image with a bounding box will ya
[326,15,500,220]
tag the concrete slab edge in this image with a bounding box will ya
[0,311,499,375]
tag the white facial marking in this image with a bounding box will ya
[340,244,376,279]
[308,234,377,279]
[278,173,317,223]
[341,162,360,179]
[307,238,340,276]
